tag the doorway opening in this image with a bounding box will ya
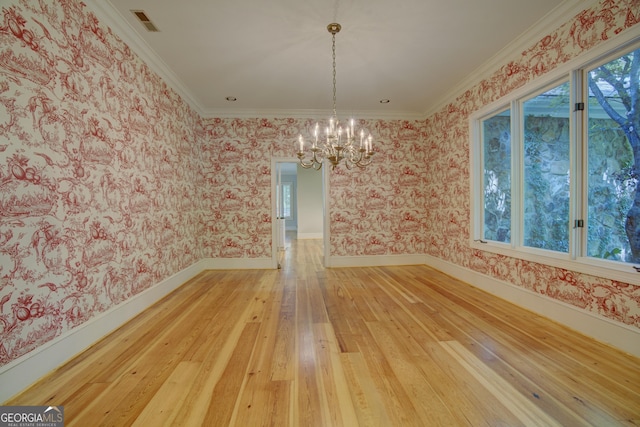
[271,158,328,269]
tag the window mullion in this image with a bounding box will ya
[571,69,586,260]
[512,99,523,250]
[471,118,483,243]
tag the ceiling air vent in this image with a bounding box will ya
[131,10,159,32]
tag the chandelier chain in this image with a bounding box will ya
[332,32,337,118]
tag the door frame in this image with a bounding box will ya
[271,157,329,268]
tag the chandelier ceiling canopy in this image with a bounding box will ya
[296,23,374,170]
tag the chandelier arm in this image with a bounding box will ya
[356,156,374,168]
[297,155,316,169]
[347,146,365,162]
[344,145,368,167]
[298,147,324,169]
[312,148,324,165]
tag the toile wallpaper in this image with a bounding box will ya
[0,0,638,369]
[0,0,203,365]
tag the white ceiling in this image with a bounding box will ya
[87,0,580,119]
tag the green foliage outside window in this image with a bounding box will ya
[483,113,511,243]
[587,48,640,263]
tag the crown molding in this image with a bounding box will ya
[422,0,596,118]
[200,107,425,121]
[83,0,205,117]
[85,0,596,123]
[84,1,424,122]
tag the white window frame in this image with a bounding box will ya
[470,34,640,285]
[518,77,573,258]
[277,181,296,221]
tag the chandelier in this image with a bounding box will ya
[296,23,374,170]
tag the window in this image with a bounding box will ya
[522,81,571,253]
[277,182,294,219]
[586,52,639,264]
[471,40,640,282]
[481,108,511,244]
[281,183,292,218]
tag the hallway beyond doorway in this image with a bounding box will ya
[278,230,323,270]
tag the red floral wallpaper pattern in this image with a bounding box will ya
[0,0,639,370]
[420,0,640,329]
[0,0,202,365]
[199,117,429,258]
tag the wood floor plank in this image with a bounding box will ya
[339,352,394,426]
[415,342,523,427]
[269,281,296,381]
[417,277,638,424]
[69,374,143,426]
[440,340,564,427]
[207,322,261,427]
[294,276,328,427]
[408,279,598,425]
[130,361,201,426]
[5,234,640,426]
[365,320,459,426]
[231,279,292,426]
[168,291,262,427]
[312,322,359,427]
[429,271,640,398]
[347,323,430,426]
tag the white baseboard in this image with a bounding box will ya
[3,253,637,403]
[0,256,276,403]
[424,254,640,358]
[297,232,323,239]
[326,254,427,268]
[0,260,207,403]
[202,257,274,269]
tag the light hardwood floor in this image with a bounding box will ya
[6,233,640,426]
